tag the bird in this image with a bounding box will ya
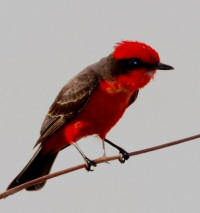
[7,41,174,191]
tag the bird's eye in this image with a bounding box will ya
[116,57,145,75]
[128,58,143,68]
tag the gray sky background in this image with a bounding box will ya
[1,0,200,212]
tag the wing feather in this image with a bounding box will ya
[35,70,99,146]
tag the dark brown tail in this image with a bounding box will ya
[7,148,58,191]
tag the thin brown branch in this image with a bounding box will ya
[1,133,200,199]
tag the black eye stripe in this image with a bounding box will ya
[118,58,144,69]
[115,58,156,75]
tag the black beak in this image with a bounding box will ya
[156,62,174,70]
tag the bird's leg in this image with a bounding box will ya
[102,139,106,157]
[101,139,110,164]
[73,143,96,171]
[104,138,130,163]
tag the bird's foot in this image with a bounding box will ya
[119,149,130,163]
[84,157,97,171]
[104,138,130,163]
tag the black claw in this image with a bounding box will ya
[104,138,130,164]
[119,149,130,163]
[85,158,97,171]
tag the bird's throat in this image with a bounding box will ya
[101,70,156,94]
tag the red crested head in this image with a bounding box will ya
[113,41,160,65]
[102,40,174,92]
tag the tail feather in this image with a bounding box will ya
[7,148,58,191]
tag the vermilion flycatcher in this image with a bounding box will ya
[7,41,173,191]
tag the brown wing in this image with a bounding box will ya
[35,70,100,147]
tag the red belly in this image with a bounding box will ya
[43,82,134,153]
[64,83,134,143]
